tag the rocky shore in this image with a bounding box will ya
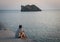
[0,29,35,42]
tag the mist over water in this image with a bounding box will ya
[0,11,60,42]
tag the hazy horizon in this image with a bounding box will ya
[0,0,60,10]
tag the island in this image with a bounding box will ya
[21,5,42,12]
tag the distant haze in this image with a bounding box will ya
[0,0,60,10]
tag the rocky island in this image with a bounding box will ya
[21,5,42,12]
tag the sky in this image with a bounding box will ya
[0,0,60,10]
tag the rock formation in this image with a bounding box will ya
[21,5,42,11]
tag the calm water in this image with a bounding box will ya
[0,11,60,42]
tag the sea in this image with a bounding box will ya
[0,10,60,42]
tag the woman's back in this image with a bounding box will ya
[15,25,22,38]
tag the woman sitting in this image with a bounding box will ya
[15,25,27,39]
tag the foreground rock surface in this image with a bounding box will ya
[0,29,15,38]
[0,39,35,42]
[0,29,35,42]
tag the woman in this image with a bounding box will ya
[15,25,27,39]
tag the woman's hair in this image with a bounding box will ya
[19,25,22,29]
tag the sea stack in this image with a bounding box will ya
[21,5,42,12]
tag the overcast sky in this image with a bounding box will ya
[0,0,60,10]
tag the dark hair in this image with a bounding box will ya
[19,25,22,29]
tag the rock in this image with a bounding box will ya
[21,5,42,12]
[0,29,15,39]
[0,22,6,30]
[0,39,35,42]
[0,29,35,42]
